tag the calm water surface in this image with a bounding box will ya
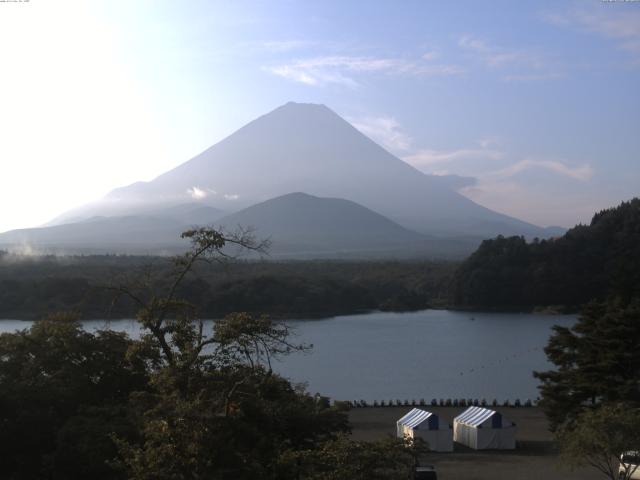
[1,310,574,402]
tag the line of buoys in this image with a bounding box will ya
[453,346,546,376]
[347,398,537,408]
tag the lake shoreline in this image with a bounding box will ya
[0,304,579,322]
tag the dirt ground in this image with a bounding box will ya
[349,406,603,480]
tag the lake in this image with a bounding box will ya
[0,309,574,402]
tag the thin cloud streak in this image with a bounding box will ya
[264,54,465,86]
[458,35,544,68]
[350,116,413,152]
[403,147,504,167]
[545,7,640,65]
[485,159,594,182]
[457,34,562,81]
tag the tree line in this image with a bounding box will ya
[0,254,454,320]
[452,198,640,309]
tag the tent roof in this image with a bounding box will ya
[454,406,497,427]
[397,408,434,429]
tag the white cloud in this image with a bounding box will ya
[458,35,532,67]
[422,50,439,61]
[348,111,594,228]
[348,106,598,227]
[349,116,506,171]
[224,193,239,200]
[403,146,504,167]
[460,175,601,228]
[187,186,217,200]
[350,116,413,152]
[458,35,560,80]
[545,7,640,64]
[479,137,500,149]
[401,137,594,226]
[459,35,537,67]
[486,159,594,182]
[457,158,594,226]
[267,65,323,86]
[264,55,464,87]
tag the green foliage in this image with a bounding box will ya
[278,435,427,480]
[0,228,431,478]
[106,228,352,479]
[453,198,640,308]
[534,300,640,430]
[557,404,640,480]
[0,312,151,479]
[0,256,453,319]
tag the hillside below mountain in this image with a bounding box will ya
[217,192,478,258]
[0,193,481,258]
[452,198,640,309]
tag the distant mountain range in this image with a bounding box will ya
[0,102,564,258]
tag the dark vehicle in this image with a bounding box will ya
[415,465,438,480]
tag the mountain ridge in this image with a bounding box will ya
[0,102,564,257]
[50,102,549,239]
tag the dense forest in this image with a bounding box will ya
[0,254,455,320]
[2,199,638,320]
[452,198,640,309]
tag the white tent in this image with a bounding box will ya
[396,408,453,452]
[453,406,516,450]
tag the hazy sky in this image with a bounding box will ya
[1,0,639,232]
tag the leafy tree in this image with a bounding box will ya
[534,300,640,430]
[557,403,640,480]
[0,312,151,479]
[278,434,428,480]
[109,228,350,479]
[0,228,421,479]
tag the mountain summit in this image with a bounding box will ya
[52,102,546,239]
[0,102,562,257]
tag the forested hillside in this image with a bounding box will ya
[0,256,454,320]
[452,199,640,309]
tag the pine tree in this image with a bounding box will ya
[534,300,640,430]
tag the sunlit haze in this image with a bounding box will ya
[1,0,639,233]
